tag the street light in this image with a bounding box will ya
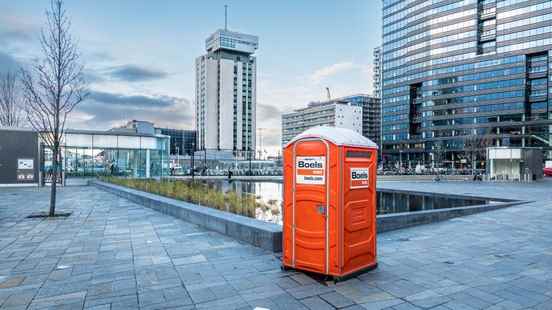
[399,150,403,173]
[248,146,252,176]
[191,141,195,180]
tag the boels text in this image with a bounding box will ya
[351,170,368,180]
[296,156,326,185]
[350,167,369,188]
[297,161,323,169]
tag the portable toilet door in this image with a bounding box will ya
[282,126,378,278]
[339,144,378,276]
[284,137,334,274]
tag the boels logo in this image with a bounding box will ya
[352,170,368,180]
[297,160,323,169]
[296,156,325,185]
[350,167,369,188]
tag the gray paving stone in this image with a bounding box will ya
[342,305,366,310]
[0,276,25,288]
[359,298,404,310]
[275,276,301,289]
[195,295,249,310]
[240,283,285,302]
[84,305,111,310]
[390,302,422,310]
[28,291,86,309]
[286,283,334,299]
[300,296,335,310]
[407,295,451,309]
[0,181,551,310]
[319,291,355,308]
[441,301,478,310]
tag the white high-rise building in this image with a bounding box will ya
[195,29,258,158]
[281,100,363,146]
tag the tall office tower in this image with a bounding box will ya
[373,47,383,99]
[195,29,258,158]
[382,0,552,169]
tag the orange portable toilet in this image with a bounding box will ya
[282,126,378,279]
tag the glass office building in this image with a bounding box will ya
[382,0,552,169]
[157,128,197,156]
[42,129,170,178]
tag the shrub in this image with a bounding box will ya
[99,177,272,219]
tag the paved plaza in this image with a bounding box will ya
[0,180,551,310]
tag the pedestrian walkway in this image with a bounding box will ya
[0,180,551,309]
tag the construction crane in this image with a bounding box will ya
[257,128,265,159]
[325,87,331,101]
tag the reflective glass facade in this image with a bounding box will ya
[158,128,197,156]
[382,0,552,169]
[42,130,170,178]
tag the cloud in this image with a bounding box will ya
[257,104,281,122]
[68,90,194,130]
[86,51,115,63]
[309,61,355,83]
[0,15,38,46]
[0,51,20,74]
[88,90,180,108]
[83,69,105,84]
[108,65,168,82]
[258,127,282,151]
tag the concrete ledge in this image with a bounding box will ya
[169,174,474,183]
[91,180,282,252]
[170,175,283,182]
[376,193,526,233]
[92,180,526,252]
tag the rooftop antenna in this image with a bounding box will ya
[224,5,228,30]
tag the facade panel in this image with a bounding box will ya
[382,0,552,169]
[0,129,39,185]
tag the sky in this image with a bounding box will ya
[0,0,382,155]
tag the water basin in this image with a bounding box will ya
[200,180,501,225]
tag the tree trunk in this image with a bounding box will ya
[49,147,58,216]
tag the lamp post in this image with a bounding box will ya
[191,141,195,180]
[248,146,252,176]
[399,150,403,173]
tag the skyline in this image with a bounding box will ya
[0,1,382,155]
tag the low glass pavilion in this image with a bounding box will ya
[42,129,170,178]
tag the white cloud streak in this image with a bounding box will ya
[309,61,356,83]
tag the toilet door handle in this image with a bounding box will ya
[316,205,327,216]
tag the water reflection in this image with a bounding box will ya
[201,181,490,225]
[204,180,283,224]
[376,191,489,215]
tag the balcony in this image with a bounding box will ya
[478,7,496,20]
[412,98,423,105]
[479,30,496,42]
[411,116,422,123]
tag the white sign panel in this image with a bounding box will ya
[296,156,325,185]
[18,158,34,170]
[350,167,370,189]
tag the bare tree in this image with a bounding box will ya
[464,134,494,174]
[0,71,23,127]
[20,0,88,217]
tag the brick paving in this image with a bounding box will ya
[0,180,551,309]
